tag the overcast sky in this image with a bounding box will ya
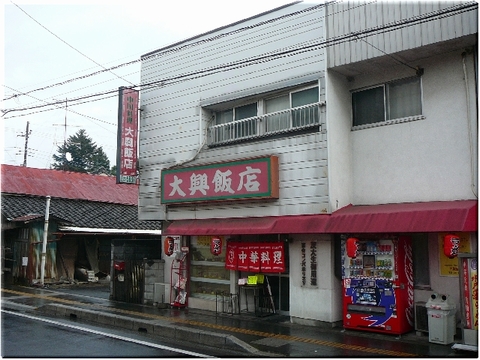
[2,0,298,169]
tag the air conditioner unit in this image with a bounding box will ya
[415,301,428,333]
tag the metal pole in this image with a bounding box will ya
[40,196,51,286]
[23,121,30,167]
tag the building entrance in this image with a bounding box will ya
[267,273,290,315]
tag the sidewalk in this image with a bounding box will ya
[1,283,476,358]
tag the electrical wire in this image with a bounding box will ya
[1,1,336,102]
[8,0,134,97]
[3,85,116,128]
[4,1,359,105]
[2,1,477,118]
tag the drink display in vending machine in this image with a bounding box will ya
[342,236,414,335]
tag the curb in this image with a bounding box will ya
[34,303,277,357]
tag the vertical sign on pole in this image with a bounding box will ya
[116,87,139,184]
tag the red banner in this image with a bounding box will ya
[225,242,237,270]
[237,244,249,271]
[117,87,139,184]
[224,242,285,273]
[271,242,285,272]
[248,244,260,272]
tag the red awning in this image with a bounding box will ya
[326,200,478,233]
[163,214,330,235]
[163,200,477,236]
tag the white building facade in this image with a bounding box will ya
[324,0,477,332]
[138,1,478,332]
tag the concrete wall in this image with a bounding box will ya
[350,50,477,205]
[327,49,477,209]
[289,234,342,324]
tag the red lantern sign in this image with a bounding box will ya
[346,237,359,258]
[164,236,174,256]
[444,234,460,259]
[210,236,222,256]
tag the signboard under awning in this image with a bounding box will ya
[161,156,279,204]
[225,241,285,273]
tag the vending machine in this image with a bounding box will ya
[342,236,414,335]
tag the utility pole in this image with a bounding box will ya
[17,121,31,167]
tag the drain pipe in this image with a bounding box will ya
[462,50,478,198]
[40,196,51,286]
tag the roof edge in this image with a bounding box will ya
[141,1,303,59]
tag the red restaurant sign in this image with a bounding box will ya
[225,241,285,273]
[116,87,139,184]
[161,156,279,204]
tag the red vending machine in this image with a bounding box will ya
[342,236,414,335]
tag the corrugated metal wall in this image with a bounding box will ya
[326,0,477,68]
[138,3,329,220]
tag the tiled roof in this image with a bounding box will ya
[1,194,160,230]
[1,165,161,231]
[1,164,138,205]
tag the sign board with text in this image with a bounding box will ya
[225,241,285,273]
[116,87,139,184]
[161,156,279,204]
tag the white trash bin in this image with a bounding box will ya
[426,293,456,345]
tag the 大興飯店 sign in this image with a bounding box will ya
[161,156,279,204]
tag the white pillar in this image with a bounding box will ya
[40,196,51,286]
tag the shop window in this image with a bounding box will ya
[352,76,422,127]
[412,234,430,289]
[190,236,230,299]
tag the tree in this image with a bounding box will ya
[52,129,111,175]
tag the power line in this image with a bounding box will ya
[0,0,374,105]
[2,1,477,118]
[3,85,116,128]
[7,0,134,101]
[2,1,331,102]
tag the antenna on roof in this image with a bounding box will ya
[53,98,80,146]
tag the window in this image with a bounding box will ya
[291,87,319,127]
[215,103,257,125]
[265,86,319,132]
[190,236,230,299]
[352,76,422,127]
[265,95,290,132]
[209,84,322,145]
[214,103,258,142]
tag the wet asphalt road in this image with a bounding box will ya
[2,283,478,358]
[1,311,198,358]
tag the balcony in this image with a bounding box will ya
[208,102,325,146]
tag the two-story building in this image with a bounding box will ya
[137,0,477,334]
[324,0,477,334]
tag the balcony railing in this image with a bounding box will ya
[208,102,325,145]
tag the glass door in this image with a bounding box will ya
[265,273,289,315]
